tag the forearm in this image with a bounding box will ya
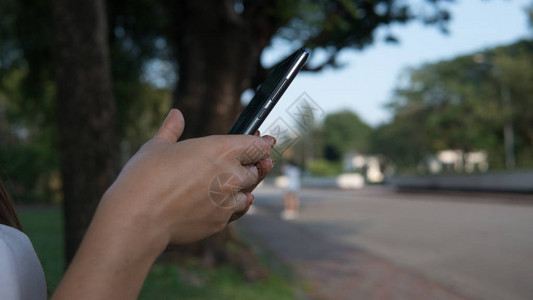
[52,198,168,299]
[50,110,274,299]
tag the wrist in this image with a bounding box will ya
[53,195,169,299]
[92,193,170,262]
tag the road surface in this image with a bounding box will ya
[237,185,533,300]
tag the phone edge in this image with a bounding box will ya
[241,49,310,135]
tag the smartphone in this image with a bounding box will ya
[228,48,310,135]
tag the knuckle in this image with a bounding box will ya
[258,138,272,156]
[212,136,232,155]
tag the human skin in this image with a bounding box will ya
[52,109,275,299]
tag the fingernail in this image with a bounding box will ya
[250,194,255,204]
[263,135,276,147]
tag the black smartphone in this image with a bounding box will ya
[228,48,310,135]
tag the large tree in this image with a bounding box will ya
[50,0,119,262]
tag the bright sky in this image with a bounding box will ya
[259,0,532,130]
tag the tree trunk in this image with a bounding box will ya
[51,0,119,264]
[168,0,275,139]
[164,0,277,267]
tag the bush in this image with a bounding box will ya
[307,159,342,176]
[0,143,60,203]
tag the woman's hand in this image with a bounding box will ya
[53,109,274,299]
[100,109,275,245]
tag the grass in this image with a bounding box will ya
[141,263,296,299]
[17,205,298,299]
[18,206,65,292]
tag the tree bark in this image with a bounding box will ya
[164,0,278,268]
[51,0,119,264]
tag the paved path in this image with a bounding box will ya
[236,186,533,300]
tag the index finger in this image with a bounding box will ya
[231,135,274,165]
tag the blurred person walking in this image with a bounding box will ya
[282,160,301,220]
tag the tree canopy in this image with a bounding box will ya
[373,39,533,171]
[323,110,372,161]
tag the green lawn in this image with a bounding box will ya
[18,206,298,299]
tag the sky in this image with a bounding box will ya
[258,0,532,130]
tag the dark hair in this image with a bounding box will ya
[0,178,22,230]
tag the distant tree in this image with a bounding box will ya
[375,39,533,171]
[323,110,372,161]
[492,42,533,166]
[285,101,322,170]
[371,114,430,171]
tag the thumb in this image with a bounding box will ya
[154,108,185,143]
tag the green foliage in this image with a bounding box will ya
[492,44,533,167]
[107,0,173,153]
[323,110,372,161]
[0,0,173,201]
[374,39,533,171]
[277,0,450,57]
[0,144,59,203]
[0,64,59,203]
[307,159,343,176]
[0,0,55,114]
[371,117,428,170]
[115,83,173,155]
[0,1,59,203]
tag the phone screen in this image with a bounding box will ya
[229,48,309,134]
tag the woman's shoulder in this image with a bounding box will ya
[0,224,37,267]
[0,223,32,248]
[0,224,47,299]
